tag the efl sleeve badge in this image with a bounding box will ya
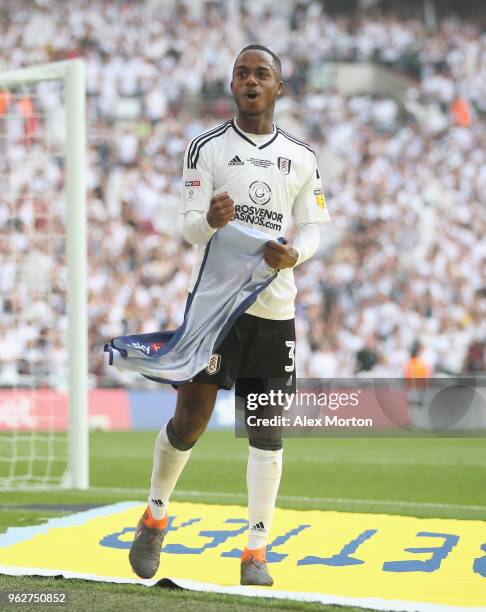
[314,188,326,209]
[185,179,201,201]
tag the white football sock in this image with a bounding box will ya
[148,423,192,520]
[246,445,283,550]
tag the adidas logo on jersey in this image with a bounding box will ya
[228,155,244,166]
[251,521,266,533]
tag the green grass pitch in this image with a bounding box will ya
[0,431,485,611]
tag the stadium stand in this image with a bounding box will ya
[0,0,485,387]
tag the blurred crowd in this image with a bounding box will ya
[0,0,485,388]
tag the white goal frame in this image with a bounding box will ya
[0,60,88,489]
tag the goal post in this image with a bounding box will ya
[0,60,88,489]
[65,60,89,490]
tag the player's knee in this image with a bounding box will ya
[172,382,217,445]
[166,417,198,449]
[171,412,210,446]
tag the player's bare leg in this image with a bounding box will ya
[129,382,218,579]
[171,382,219,445]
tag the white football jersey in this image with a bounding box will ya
[181,118,330,320]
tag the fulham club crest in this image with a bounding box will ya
[277,157,291,175]
[206,353,221,375]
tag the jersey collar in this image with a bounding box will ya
[231,119,279,150]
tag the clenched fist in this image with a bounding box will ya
[207,191,235,228]
[264,240,298,270]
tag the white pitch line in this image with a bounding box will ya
[91,450,486,468]
[86,486,486,513]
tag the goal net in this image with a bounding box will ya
[0,60,88,489]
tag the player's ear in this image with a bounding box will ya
[230,80,234,93]
[276,80,283,96]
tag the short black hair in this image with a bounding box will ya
[234,44,282,80]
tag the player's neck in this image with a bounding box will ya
[235,112,275,135]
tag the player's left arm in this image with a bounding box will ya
[264,156,330,270]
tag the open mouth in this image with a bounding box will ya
[245,91,259,100]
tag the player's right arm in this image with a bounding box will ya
[206,192,235,228]
[180,141,234,244]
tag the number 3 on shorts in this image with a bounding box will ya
[285,340,295,372]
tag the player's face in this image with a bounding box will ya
[231,50,282,117]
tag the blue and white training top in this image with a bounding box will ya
[104,222,281,384]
